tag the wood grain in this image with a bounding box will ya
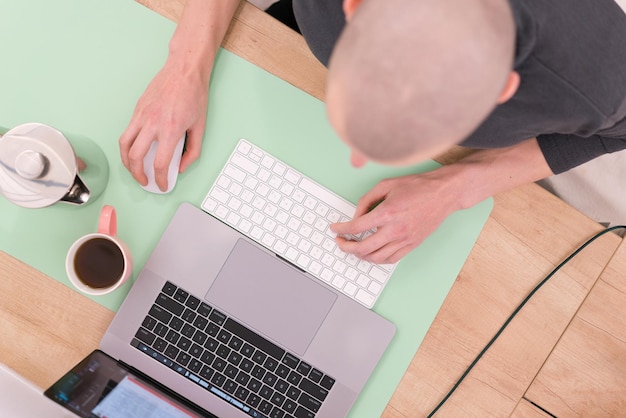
[525,239,626,417]
[384,197,621,416]
[0,253,113,389]
[511,399,553,417]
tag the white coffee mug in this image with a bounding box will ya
[66,205,132,295]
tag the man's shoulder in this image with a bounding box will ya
[511,0,626,120]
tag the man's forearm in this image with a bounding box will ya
[439,138,554,210]
[167,0,241,84]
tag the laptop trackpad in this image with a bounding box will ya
[205,239,336,355]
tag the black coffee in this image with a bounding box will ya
[74,237,125,289]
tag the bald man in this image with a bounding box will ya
[327,0,626,263]
[119,0,626,263]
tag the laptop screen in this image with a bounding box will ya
[44,350,210,418]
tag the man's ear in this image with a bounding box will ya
[343,0,364,21]
[497,71,520,104]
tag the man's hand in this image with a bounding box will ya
[332,138,554,264]
[119,62,208,191]
[331,171,460,264]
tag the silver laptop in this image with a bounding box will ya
[46,202,395,417]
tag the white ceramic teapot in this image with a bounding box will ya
[0,122,109,208]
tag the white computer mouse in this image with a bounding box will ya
[141,136,185,194]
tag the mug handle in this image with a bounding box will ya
[98,205,117,237]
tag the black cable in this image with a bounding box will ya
[427,225,626,417]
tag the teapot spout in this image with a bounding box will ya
[61,174,91,205]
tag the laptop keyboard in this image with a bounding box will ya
[201,139,397,308]
[132,281,335,418]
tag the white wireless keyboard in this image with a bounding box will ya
[201,139,397,308]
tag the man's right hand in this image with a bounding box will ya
[119,59,208,191]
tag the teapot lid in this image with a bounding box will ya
[0,123,77,208]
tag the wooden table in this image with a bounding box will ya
[2,1,625,416]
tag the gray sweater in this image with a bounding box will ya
[293,0,626,174]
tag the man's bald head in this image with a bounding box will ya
[326,0,516,165]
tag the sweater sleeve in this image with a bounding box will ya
[537,133,626,174]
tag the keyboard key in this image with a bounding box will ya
[235,386,250,402]
[283,399,298,414]
[223,378,237,394]
[294,405,316,418]
[235,371,250,386]
[299,378,329,401]
[210,187,230,204]
[204,337,219,352]
[170,317,183,331]
[211,372,227,388]
[368,280,383,295]
[261,154,275,168]
[296,361,311,376]
[185,295,200,310]
[263,372,278,386]
[270,392,286,408]
[309,261,322,275]
[182,309,196,324]
[206,323,219,338]
[217,175,230,189]
[232,153,258,174]
[165,329,179,344]
[282,353,300,369]
[201,350,215,365]
[344,282,358,296]
[259,400,273,414]
[161,281,177,296]
[193,316,208,331]
[188,359,203,374]
[155,294,184,316]
[275,378,289,393]
[271,406,285,418]
[177,336,192,352]
[241,358,254,373]
[224,365,238,380]
[370,265,389,283]
[237,140,252,155]
[135,328,156,345]
[285,169,300,184]
[248,378,262,393]
[253,351,267,365]
[164,345,179,360]
[273,162,286,176]
[320,268,334,282]
[154,323,168,338]
[149,305,172,324]
[287,371,302,386]
[224,164,246,183]
[355,289,376,307]
[320,375,336,391]
[260,385,273,400]
[308,368,323,383]
[298,391,322,412]
[209,310,227,326]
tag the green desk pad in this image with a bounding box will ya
[0,1,492,416]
